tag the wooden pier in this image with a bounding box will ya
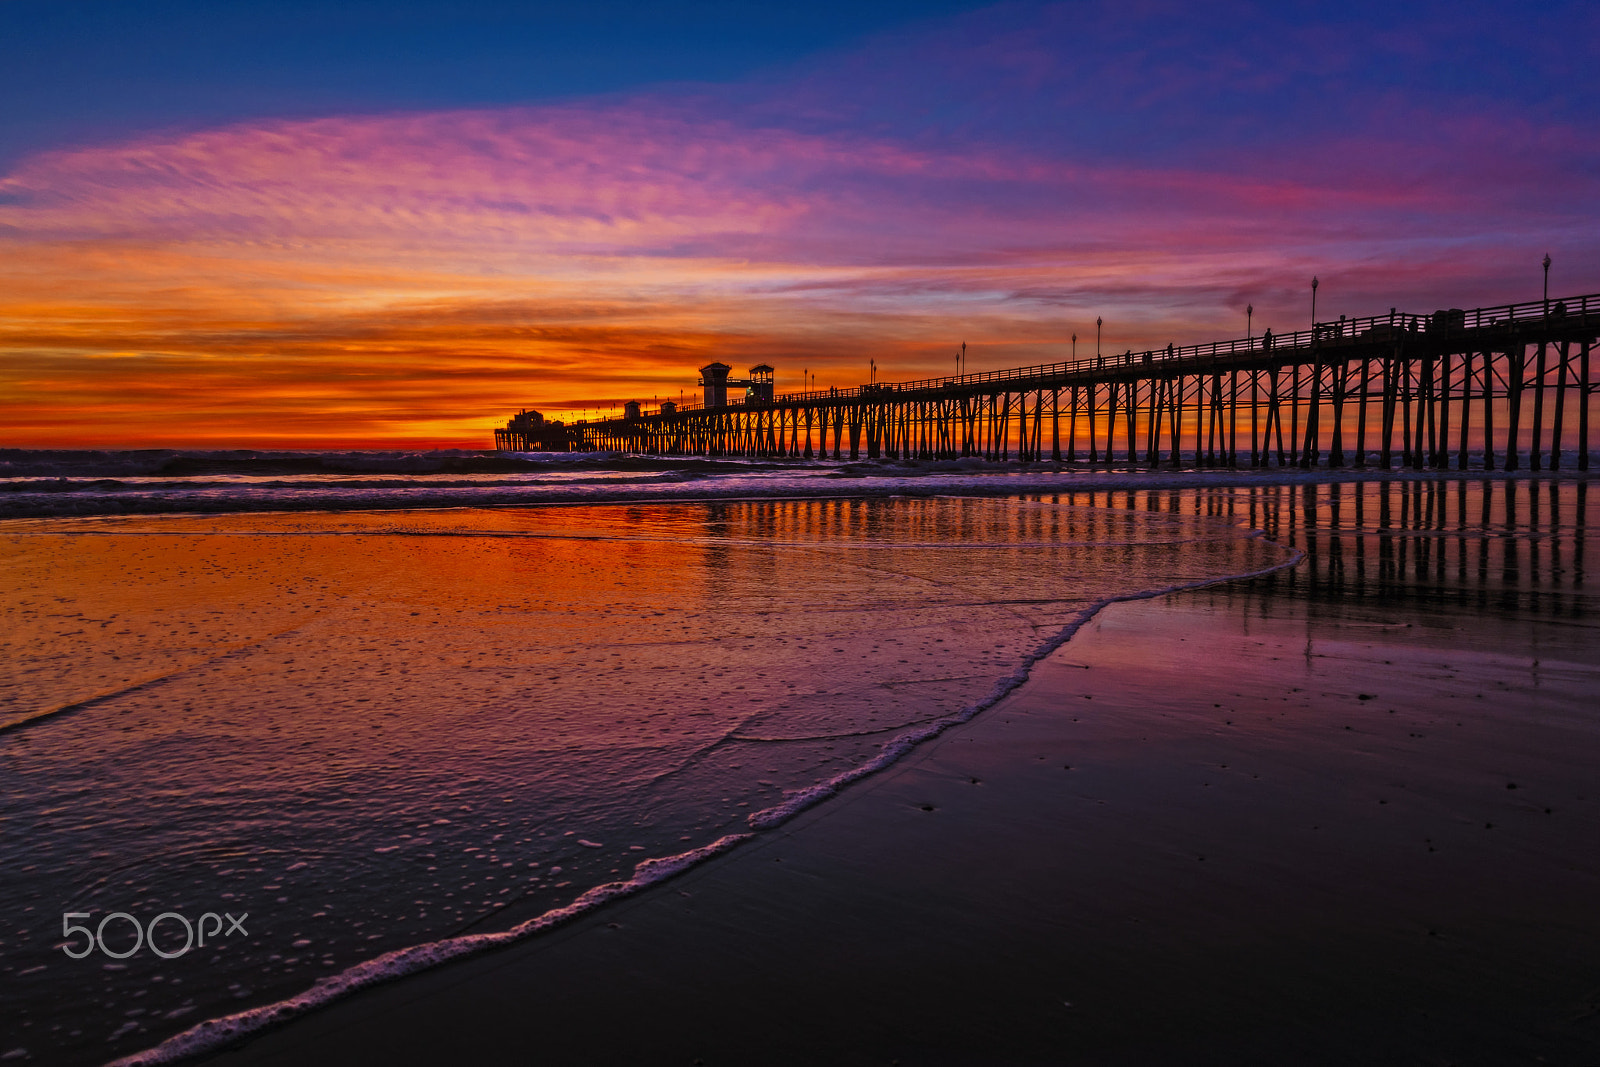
[493,408,584,452]
[497,292,1599,471]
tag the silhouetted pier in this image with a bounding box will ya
[496,292,1599,471]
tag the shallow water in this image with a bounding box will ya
[0,494,1292,1065]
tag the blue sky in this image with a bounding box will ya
[3,0,1596,445]
[2,1,984,168]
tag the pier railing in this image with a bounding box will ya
[598,292,1599,420]
[532,289,1595,475]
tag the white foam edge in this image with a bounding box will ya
[113,528,1306,1066]
[747,537,1307,831]
[107,834,752,1066]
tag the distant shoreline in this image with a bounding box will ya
[3,461,1596,521]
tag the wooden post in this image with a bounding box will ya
[998,391,1011,460]
[1001,391,1012,461]
[1300,352,1321,468]
[1088,384,1099,463]
[1007,393,1018,461]
[1436,352,1452,469]
[972,391,985,460]
[1104,382,1117,464]
[1168,376,1182,468]
[1401,358,1415,468]
[978,398,987,459]
[1162,377,1175,466]
[1530,340,1548,471]
[1354,356,1371,466]
[1269,368,1286,466]
[1418,354,1434,469]
[1004,392,1013,461]
[1228,369,1239,466]
[1482,350,1496,470]
[1068,387,1079,462]
[983,393,992,458]
[1419,354,1435,468]
[1204,374,1217,464]
[1580,340,1592,472]
[990,395,1001,461]
[1024,390,1034,462]
[1011,390,1024,460]
[1034,388,1045,462]
[1052,388,1061,462]
[1290,361,1301,466]
[1214,372,1225,464]
[1145,378,1158,464]
[1249,369,1261,467]
[1505,343,1524,471]
[1125,381,1137,466]
[1550,340,1570,470]
[1329,360,1346,468]
[1457,350,1473,471]
[1379,353,1396,469]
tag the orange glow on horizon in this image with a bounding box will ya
[1,103,1584,449]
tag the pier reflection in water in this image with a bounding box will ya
[1040,478,1588,617]
[1032,478,1594,663]
[1239,479,1590,623]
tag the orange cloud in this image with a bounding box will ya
[2,93,1590,448]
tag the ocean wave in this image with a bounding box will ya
[105,525,1304,1067]
[0,447,801,481]
[105,834,755,1067]
[0,450,1475,521]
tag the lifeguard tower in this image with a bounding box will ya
[699,362,732,408]
[697,363,776,408]
[745,365,774,402]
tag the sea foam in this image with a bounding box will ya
[103,530,1305,1067]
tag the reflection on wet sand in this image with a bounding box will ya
[1240,479,1589,621]
[1035,478,1591,623]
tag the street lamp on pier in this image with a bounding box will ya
[1544,253,1552,312]
[1247,303,1253,344]
[1310,277,1319,332]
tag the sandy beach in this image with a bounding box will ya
[193,478,1600,1066]
[5,2,1597,1061]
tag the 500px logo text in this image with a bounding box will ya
[61,911,248,959]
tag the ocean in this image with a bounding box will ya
[0,450,1588,1065]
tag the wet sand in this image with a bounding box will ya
[207,479,1600,1066]
[5,494,1291,1065]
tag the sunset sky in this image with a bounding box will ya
[3,0,1596,448]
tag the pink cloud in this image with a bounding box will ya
[2,2,1597,446]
